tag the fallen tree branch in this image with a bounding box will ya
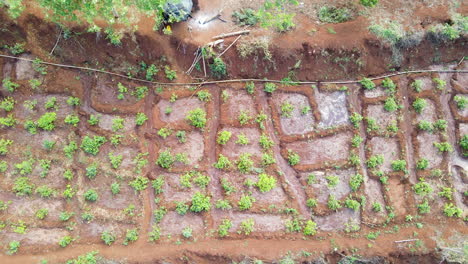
[217,35,242,58]
[49,28,63,55]
[212,30,250,40]
[394,239,419,243]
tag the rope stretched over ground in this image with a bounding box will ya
[0,53,467,86]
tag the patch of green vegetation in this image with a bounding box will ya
[349,112,363,128]
[66,97,81,107]
[217,130,232,145]
[391,159,406,172]
[7,240,20,255]
[37,112,56,131]
[443,203,462,218]
[349,173,364,192]
[360,78,376,90]
[213,154,232,170]
[2,78,20,93]
[232,8,259,26]
[35,208,49,220]
[413,178,433,196]
[280,101,294,117]
[245,82,255,94]
[412,98,427,114]
[384,97,399,112]
[454,95,467,110]
[135,112,148,126]
[0,114,17,128]
[64,114,80,126]
[197,90,212,102]
[327,194,342,211]
[256,173,277,192]
[237,153,254,173]
[264,83,277,94]
[432,78,446,90]
[123,229,139,245]
[186,108,207,128]
[81,135,107,155]
[88,114,100,126]
[434,142,453,153]
[215,199,232,210]
[238,195,255,210]
[112,117,125,131]
[12,177,34,196]
[101,231,115,246]
[164,66,176,80]
[360,0,379,7]
[190,192,211,213]
[63,140,78,158]
[0,138,13,155]
[59,236,74,248]
[84,189,98,202]
[412,79,423,92]
[218,219,233,237]
[0,97,16,112]
[129,176,149,192]
[287,149,300,166]
[326,175,339,188]
[344,198,361,211]
[156,149,174,169]
[366,154,384,169]
[157,127,172,138]
[416,158,429,170]
[239,218,255,235]
[210,57,227,79]
[238,110,252,125]
[318,6,352,23]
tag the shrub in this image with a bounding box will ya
[13,177,34,196]
[129,176,149,192]
[153,207,167,223]
[88,114,100,125]
[197,90,212,102]
[382,77,396,92]
[0,97,15,111]
[345,198,361,211]
[318,6,352,23]
[349,112,363,128]
[24,120,37,134]
[44,97,57,110]
[35,208,49,220]
[351,135,363,147]
[164,66,177,80]
[190,192,211,212]
[0,160,7,173]
[303,220,317,236]
[434,142,453,152]
[360,78,376,90]
[306,198,317,208]
[85,165,98,179]
[213,154,232,170]
[111,182,120,195]
[59,211,74,222]
[37,112,56,131]
[66,97,81,106]
[391,159,406,172]
[156,149,174,169]
[81,135,107,155]
[256,173,276,192]
[245,82,255,94]
[132,86,149,100]
[135,112,148,126]
[101,231,115,246]
[287,150,300,166]
[239,218,255,235]
[417,199,431,214]
[238,195,255,210]
[8,241,20,255]
[175,201,189,215]
[64,114,80,126]
[280,102,294,117]
[35,185,56,198]
[59,236,74,248]
[413,178,433,196]
[2,78,19,92]
[443,203,462,218]
[216,199,232,210]
[433,119,447,131]
[238,110,252,125]
[360,0,378,7]
[412,79,423,92]
[236,133,249,145]
[108,152,123,169]
[261,152,276,166]
[194,173,210,189]
[217,130,232,145]
[366,154,384,169]
[349,174,364,191]
[384,97,398,112]
[112,117,125,131]
[0,138,13,155]
[123,229,139,245]
[23,99,37,111]
[210,57,227,79]
[433,78,446,90]
[372,202,382,212]
[64,169,74,181]
[259,133,274,149]
[221,178,237,195]
[148,225,161,242]
[84,189,98,202]
[327,195,341,211]
[454,95,467,109]
[264,83,277,94]
[62,185,75,200]
[218,219,233,237]
[236,153,254,173]
[0,114,17,127]
[63,141,78,158]
[412,98,427,114]
[416,158,429,170]
[386,121,399,133]
[417,120,432,132]
[460,135,468,155]
[186,108,207,128]
[326,175,339,188]
[232,8,259,26]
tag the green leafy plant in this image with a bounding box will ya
[44,97,57,110]
[360,0,379,7]
[197,90,212,102]
[349,173,364,192]
[360,78,376,90]
[35,208,49,220]
[64,114,80,126]
[217,130,232,145]
[236,133,249,145]
[391,159,406,172]
[413,178,433,196]
[37,112,56,131]
[66,97,81,106]
[327,195,342,211]
[236,153,254,173]
[443,203,462,218]
[132,86,149,100]
[148,225,161,242]
[412,98,427,114]
[232,8,259,26]
[59,211,74,222]
[24,120,37,134]
[101,231,115,246]
[280,102,294,117]
[129,176,149,192]
[210,57,227,79]
[239,218,255,235]
[0,138,13,155]
[434,142,453,152]
[303,220,317,236]
[261,152,276,166]
[88,114,100,126]
[153,207,167,223]
[351,135,363,147]
[12,177,34,196]
[216,199,232,210]
[123,229,139,245]
[349,112,363,128]
[287,149,300,166]
[366,154,384,169]
[417,199,430,214]
[306,198,317,208]
[417,120,432,132]
[416,158,429,170]
[164,66,177,80]
[213,154,232,170]
[0,97,16,111]
[344,198,361,211]
[156,148,174,169]
[186,108,207,128]
[2,78,19,93]
[259,133,274,149]
[111,182,120,195]
[264,83,277,94]
[112,117,125,131]
[454,95,467,110]
[59,236,74,248]
[238,195,255,210]
[84,189,98,202]
[7,240,20,255]
[190,192,211,213]
[245,82,255,94]
[81,135,107,155]
[135,112,148,126]
[384,97,398,112]
[372,202,382,212]
[218,219,233,237]
[318,6,352,23]
[432,78,446,90]
[35,185,55,198]
[256,173,276,192]
[412,79,423,92]
[238,110,252,125]
[63,140,78,158]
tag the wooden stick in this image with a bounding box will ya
[217,35,242,58]
[201,14,220,24]
[212,30,250,40]
[202,53,207,77]
[50,28,63,55]
[394,239,419,243]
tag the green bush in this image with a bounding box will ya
[2,78,19,93]
[108,152,123,169]
[0,138,13,155]
[35,185,56,198]
[368,22,404,45]
[236,133,249,145]
[66,97,81,106]
[303,220,317,236]
[35,208,49,220]
[232,8,259,26]
[391,159,406,172]
[148,225,161,242]
[412,79,423,92]
[434,142,453,152]
[111,182,120,195]
[44,97,57,110]
[101,231,115,246]
[217,130,232,145]
[156,149,174,169]
[153,207,167,223]
[351,135,363,147]
[190,192,211,212]
[366,154,384,169]
[63,170,74,182]
[13,177,34,196]
[112,117,125,131]
[197,90,212,102]
[239,218,255,235]
[62,184,75,200]
[129,176,149,192]
[218,219,233,237]
[221,178,237,195]
[360,78,376,90]
[135,112,148,126]
[81,211,94,222]
[175,201,189,215]
[37,112,56,131]
[318,6,352,23]
[280,102,294,117]
[264,83,277,94]
[256,173,277,192]
[238,195,255,210]
[412,98,427,114]
[417,120,432,132]
[238,110,252,125]
[64,114,80,126]
[186,108,207,128]
[261,152,276,166]
[236,153,254,173]
[326,175,339,188]
[216,199,232,210]
[164,66,177,80]
[372,202,382,212]
[454,95,467,110]
[123,229,139,245]
[349,173,364,191]
[382,77,396,92]
[63,140,78,158]
[432,78,446,90]
[245,82,255,94]
[287,150,300,166]
[210,58,227,79]
[0,114,17,127]
[59,236,74,248]
[132,86,149,100]
[360,0,379,7]
[327,195,342,211]
[306,198,317,208]
[59,211,74,222]
[384,97,398,112]
[344,198,361,211]
[433,119,447,131]
[413,178,433,196]
[417,199,430,214]
[386,121,399,133]
[81,135,107,155]
[24,120,37,134]
[438,187,453,200]
[213,154,232,170]
[7,240,20,255]
[443,203,462,218]
[416,158,429,170]
[259,133,274,149]
[349,112,363,128]
[85,165,98,179]
[88,114,100,125]
[0,97,16,111]
[460,135,468,156]
[84,189,98,202]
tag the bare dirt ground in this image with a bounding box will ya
[0,0,467,263]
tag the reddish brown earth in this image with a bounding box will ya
[0,1,467,263]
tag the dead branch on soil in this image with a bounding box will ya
[394,239,419,243]
[217,35,242,58]
[212,30,250,40]
[49,28,63,55]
